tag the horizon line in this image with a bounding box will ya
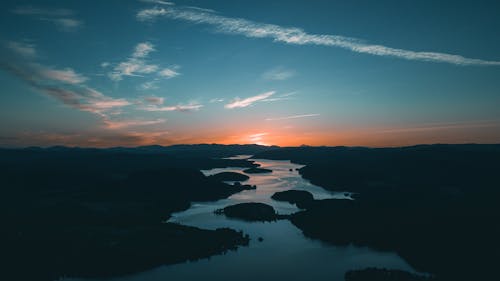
[1,142,499,150]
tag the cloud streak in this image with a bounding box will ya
[13,6,82,32]
[1,42,132,128]
[138,95,203,112]
[266,113,320,121]
[141,103,203,112]
[6,41,37,58]
[225,91,275,109]
[262,67,295,80]
[137,6,500,66]
[103,118,166,129]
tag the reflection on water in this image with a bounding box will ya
[68,158,419,281]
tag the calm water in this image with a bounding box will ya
[67,157,419,281]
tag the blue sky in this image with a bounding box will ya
[1,0,499,147]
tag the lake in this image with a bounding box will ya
[66,157,419,281]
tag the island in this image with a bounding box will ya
[215,202,285,221]
[209,171,250,182]
[243,167,273,174]
[271,190,314,209]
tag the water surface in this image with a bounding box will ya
[68,158,418,281]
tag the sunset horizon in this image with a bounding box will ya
[1,0,500,148]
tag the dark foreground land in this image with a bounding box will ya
[0,144,271,281]
[256,144,500,281]
[2,143,499,281]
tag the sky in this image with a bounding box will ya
[1,0,500,147]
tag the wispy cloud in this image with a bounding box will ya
[6,41,37,58]
[1,41,131,128]
[44,18,83,31]
[210,98,224,103]
[13,6,82,32]
[248,133,268,145]
[142,103,203,112]
[142,95,165,105]
[225,91,275,109]
[262,67,295,80]
[103,118,166,129]
[109,42,159,81]
[133,42,155,58]
[141,81,158,90]
[260,91,297,102]
[137,95,202,112]
[140,80,159,90]
[139,0,175,5]
[109,42,180,81]
[137,6,500,66]
[33,65,88,84]
[266,113,320,121]
[158,67,180,78]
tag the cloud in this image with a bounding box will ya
[103,118,166,129]
[262,67,295,80]
[37,86,130,117]
[1,55,87,86]
[137,94,203,112]
[137,7,169,21]
[0,42,131,128]
[140,80,159,90]
[13,6,82,32]
[266,113,320,121]
[137,6,500,66]
[142,103,203,112]
[210,98,224,103]
[109,53,159,81]
[143,95,165,105]
[139,0,175,5]
[260,91,297,102]
[158,67,180,78]
[225,91,275,109]
[248,133,268,145]
[6,41,37,58]
[133,42,155,58]
[47,18,82,31]
[33,65,88,84]
[109,42,180,81]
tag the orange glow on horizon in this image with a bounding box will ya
[3,120,500,148]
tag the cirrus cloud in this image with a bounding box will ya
[225,91,275,109]
[137,5,500,66]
